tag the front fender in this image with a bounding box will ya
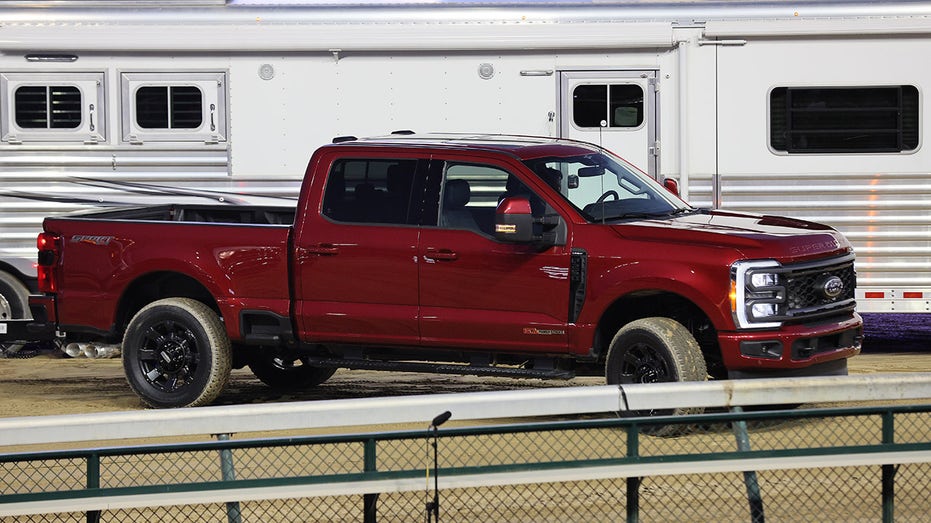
[580,255,735,331]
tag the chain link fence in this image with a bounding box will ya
[2,404,929,522]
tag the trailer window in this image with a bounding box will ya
[135,86,203,129]
[770,86,919,153]
[1,72,106,144]
[573,84,644,128]
[14,86,82,129]
[120,72,226,144]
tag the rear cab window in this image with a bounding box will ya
[321,158,425,225]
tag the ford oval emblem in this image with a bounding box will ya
[821,276,845,299]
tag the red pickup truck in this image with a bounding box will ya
[9,134,862,408]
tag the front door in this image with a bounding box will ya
[418,157,572,353]
[559,70,659,178]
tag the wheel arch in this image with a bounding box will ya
[593,289,726,379]
[115,271,220,339]
[0,265,32,314]
[0,261,35,289]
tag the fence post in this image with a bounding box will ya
[215,433,242,523]
[363,438,378,523]
[881,411,896,523]
[86,452,101,523]
[730,406,764,523]
[626,424,640,523]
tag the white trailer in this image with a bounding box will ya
[1,0,929,350]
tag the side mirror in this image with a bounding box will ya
[495,196,536,243]
[662,177,680,197]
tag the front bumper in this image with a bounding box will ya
[718,313,863,377]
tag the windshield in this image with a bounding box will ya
[522,152,690,223]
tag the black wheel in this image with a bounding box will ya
[0,271,31,356]
[248,353,337,390]
[123,298,232,408]
[606,317,707,418]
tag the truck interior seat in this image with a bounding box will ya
[441,179,481,232]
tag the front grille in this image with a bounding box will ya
[783,253,856,321]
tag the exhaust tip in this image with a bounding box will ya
[64,343,86,358]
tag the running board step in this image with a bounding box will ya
[303,357,575,380]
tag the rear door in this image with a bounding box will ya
[293,153,429,346]
[417,156,572,353]
[559,70,659,178]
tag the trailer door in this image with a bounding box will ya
[559,70,658,178]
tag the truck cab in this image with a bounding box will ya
[293,135,860,386]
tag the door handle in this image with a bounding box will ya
[306,243,340,256]
[425,248,458,262]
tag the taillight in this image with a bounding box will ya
[36,232,61,293]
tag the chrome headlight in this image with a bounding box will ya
[731,260,787,329]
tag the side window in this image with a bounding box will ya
[135,86,203,129]
[1,72,106,144]
[573,84,644,129]
[770,86,919,153]
[439,162,543,236]
[15,86,81,129]
[322,158,421,225]
[120,72,226,144]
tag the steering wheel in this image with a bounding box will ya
[595,190,620,204]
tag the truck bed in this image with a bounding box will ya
[80,204,296,226]
[41,204,294,339]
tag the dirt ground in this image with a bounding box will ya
[1,351,929,420]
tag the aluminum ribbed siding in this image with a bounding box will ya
[686,170,931,313]
[0,148,300,278]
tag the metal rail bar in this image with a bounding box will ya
[3,450,930,518]
[1,373,930,447]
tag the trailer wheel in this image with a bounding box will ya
[606,317,707,418]
[0,271,31,356]
[248,354,337,390]
[123,298,232,408]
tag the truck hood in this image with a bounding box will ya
[612,209,852,262]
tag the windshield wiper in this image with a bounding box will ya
[662,207,700,217]
[613,211,667,220]
[606,208,698,221]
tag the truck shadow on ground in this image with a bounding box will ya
[215,370,583,407]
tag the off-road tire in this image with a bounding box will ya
[123,298,232,408]
[606,317,708,418]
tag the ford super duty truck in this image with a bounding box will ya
[3,134,862,409]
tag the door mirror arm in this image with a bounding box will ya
[663,177,680,197]
[495,196,564,248]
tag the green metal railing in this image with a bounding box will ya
[1,403,929,522]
